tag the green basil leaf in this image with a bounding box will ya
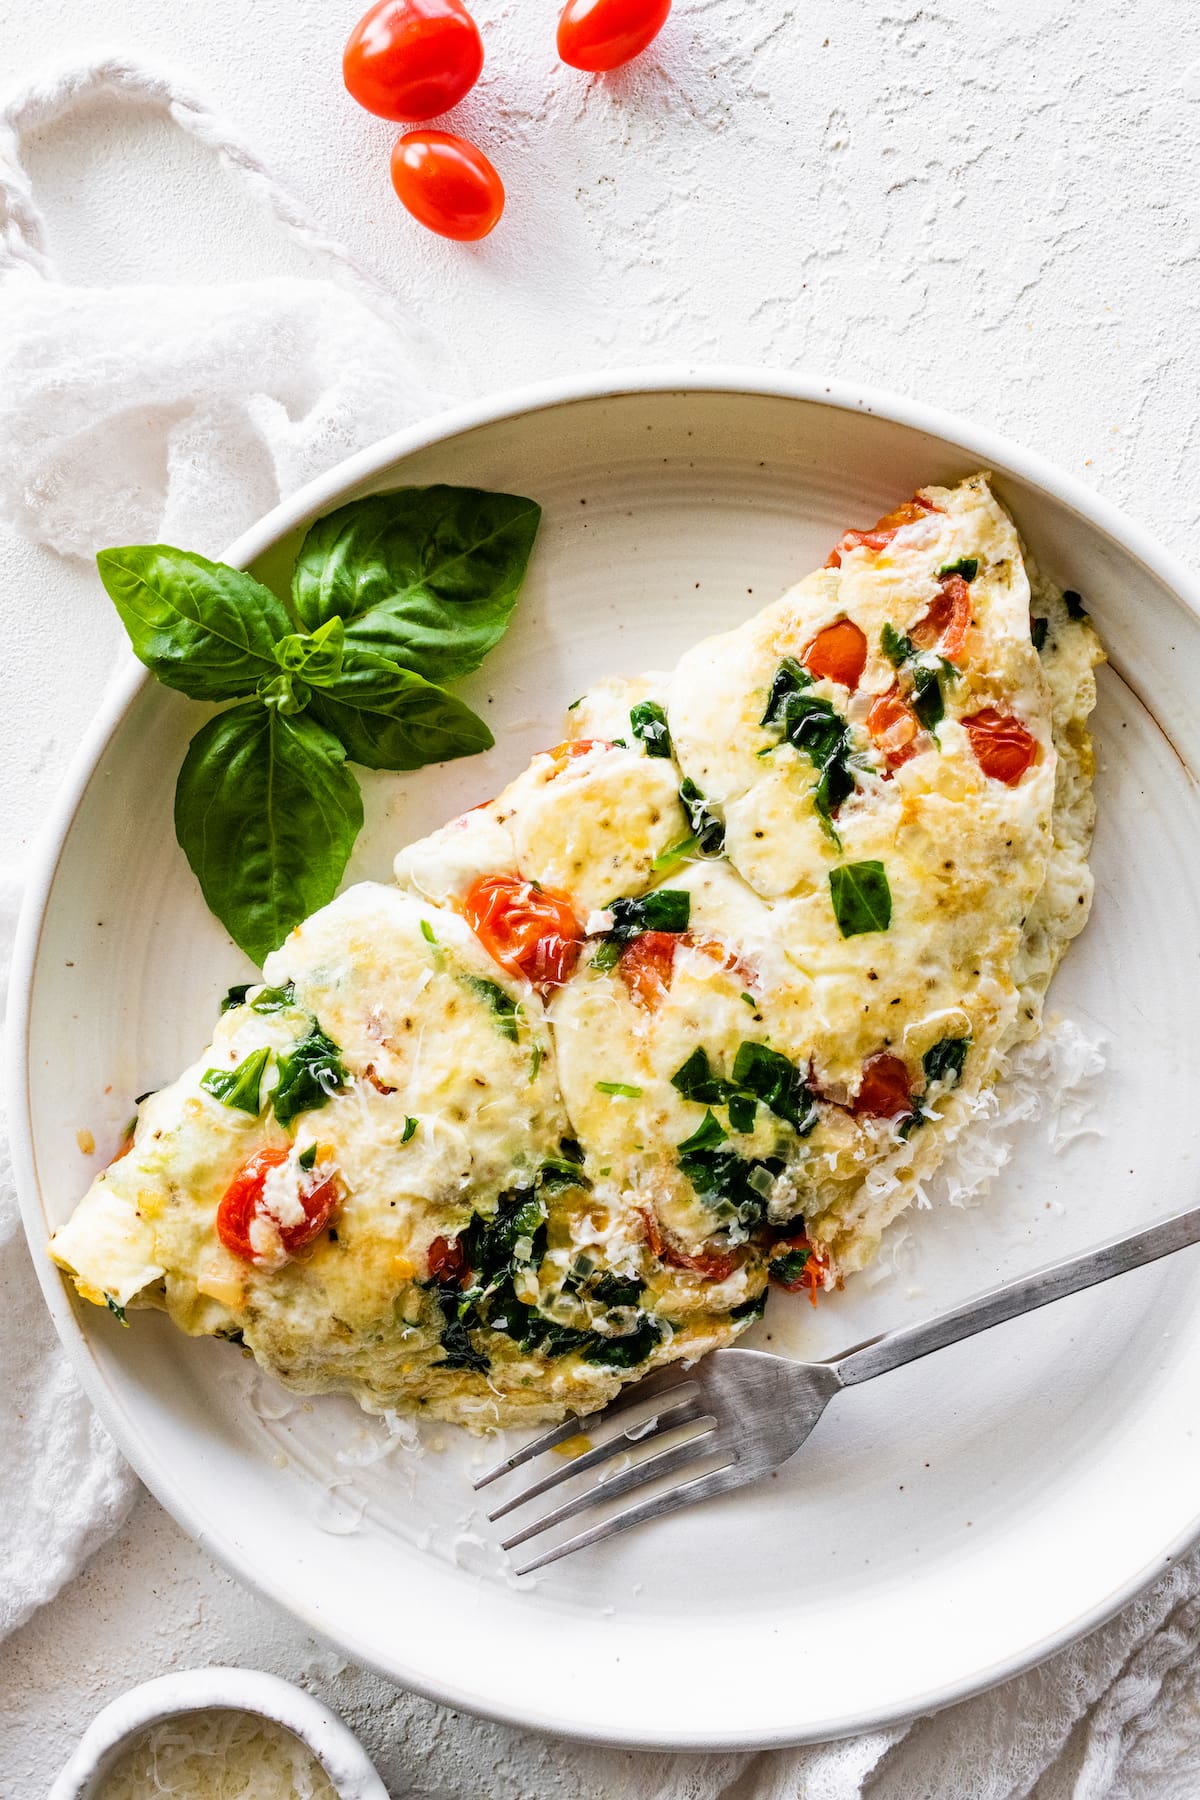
[273,1023,347,1126]
[677,1109,728,1154]
[273,616,346,682]
[731,1041,818,1136]
[307,644,493,771]
[256,670,311,715]
[174,703,363,967]
[761,657,812,728]
[923,1035,970,1088]
[462,975,522,1042]
[939,557,978,582]
[829,860,893,937]
[911,662,944,732]
[630,699,672,758]
[96,546,292,700]
[607,890,691,940]
[291,487,541,683]
[881,622,915,668]
[200,1046,271,1115]
[670,1047,732,1107]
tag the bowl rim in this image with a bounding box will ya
[47,1665,391,1799]
[11,362,1200,1751]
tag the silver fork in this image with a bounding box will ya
[475,1201,1200,1573]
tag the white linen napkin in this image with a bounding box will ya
[3,56,1200,1800]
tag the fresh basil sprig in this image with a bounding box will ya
[98,487,541,965]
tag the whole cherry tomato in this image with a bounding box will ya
[557,0,672,72]
[963,709,1038,785]
[463,873,583,990]
[390,130,504,239]
[217,1148,341,1266]
[801,619,867,690]
[344,0,483,122]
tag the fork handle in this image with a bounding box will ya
[831,1202,1200,1389]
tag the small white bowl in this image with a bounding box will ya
[49,1666,390,1800]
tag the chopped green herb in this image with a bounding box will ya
[200,1046,271,1115]
[401,1116,418,1144]
[590,1271,644,1310]
[248,981,297,1014]
[910,662,945,732]
[651,833,699,874]
[298,1142,318,1169]
[671,1047,732,1107]
[923,1035,970,1089]
[630,699,672,758]
[528,1041,543,1084]
[607,889,691,939]
[677,1109,729,1154]
[420,918,437,944]
[596,1080,643,1098]
[537,1156,592,1193]
[678,777,725,857]
[1063,589,1088,620]
[768,1246,811,1285]
[729,1292,767,1325]
[829,860,893,938]
[220,983,251,1014]
[939,557,979,582]
[592,938,622,971]
[272,1023,347,1126]
[1031,616,1049,652]
[678,1145,783,1231]
[732,1041,818,1136]
[881,622,916,668]
[727,1090,757,1134]
[105,1295,128,1326]
[462,974,521,1043]
[740,991,757,1008]
[760,655,812,727]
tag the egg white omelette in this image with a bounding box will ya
[50,475,1103,1429]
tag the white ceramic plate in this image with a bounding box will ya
[12,371,1200,1750]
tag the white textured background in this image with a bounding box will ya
[3,0,1200,1792]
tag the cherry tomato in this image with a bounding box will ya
[866,685,919,766]
[963,709,1038,785]
[427,1233,466,1282]
[557,0,671,71]
[913,572,973,662]
[802,619,867,690]
[636,1205,738,1281]
[541,737,612,775]
[826,496,939,569]
[217,1148,340,1266]
[463,873,583,990]
[344,0,483,122]
[618,929,680,1008]
[852,1053,914,1120]
[390,131,504,240]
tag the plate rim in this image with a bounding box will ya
[10,362,1200,1751]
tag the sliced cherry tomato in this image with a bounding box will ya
[636,1205,738,1281]
[427,1233,466,1282]
[866,685,919,767]
[557,0,671,71]
[963,709,1038,785]
[768,1232,828,1305]
[617,930,680,1009]
[344,0,483,122]
[109,1129,136,1165]
[463,873,583,991]
[913,572,973,662]
[852,1053,914,1120]
[826,496,939,569]
[390,130,504,241]
[217,1148,340,1266]
[801,619,867,690]
[541,737,611,775]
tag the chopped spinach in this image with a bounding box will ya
[220,983,252,1014]
[248,981,297,1013]
[939,557,979,582]
[1063,589,1088,620]
[462,974,521,1043]
[1031,616,1049,653]
[729,1292,767,1324]
[671,1046,732,1107]
[829,860,893,938]
[429,1283,492,1374]
[728,1090,758,1134]
[272,1023,347,1126]
[910,662,945,732]
[881,622,916,669]
[606,890,691,940]
[678,1145,784,1231]
[679,777,725,856]
[731,1041,818,1136]
[768,1245,811,1285]
[923,1034,970,1089]
[298,1142,318,1170]
[762,661,856,833]
[590,1272,645,1309]
[760,655,812,727]
[105,1294,128,1326]
[677,1109,729,1154]
[200,1046,271,1115]
[537,1156,592,1193]
[630,699,672,758]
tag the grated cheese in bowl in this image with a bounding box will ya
[99,1708,337,1799]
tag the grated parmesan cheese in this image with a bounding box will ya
[99,1709,337,1799]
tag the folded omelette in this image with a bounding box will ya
[50,474,1103,1429]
